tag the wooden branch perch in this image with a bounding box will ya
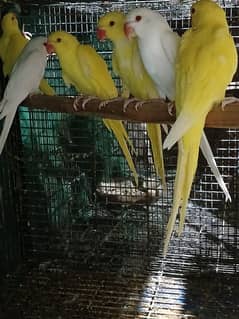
[23,94,239,128]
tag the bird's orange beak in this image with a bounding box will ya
[96,28,106,41]
[44,41,55,54]
[124,22,135,39]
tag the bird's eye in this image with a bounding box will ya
[135,15,142,22]
[109,20,115,27]
[191,7,195,14]
[11,16,15,21]
[56,38,62,42]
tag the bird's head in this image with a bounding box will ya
[124,8,168,40]
[46,31,78,55]
[97,11,126,42]
[1,12,19,32]
[191,0,226,29]
[27,36,48,50]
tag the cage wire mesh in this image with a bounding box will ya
[0,1,239,318]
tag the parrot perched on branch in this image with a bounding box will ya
[45,31,138,185]
[0,12,55,96]
[163,0,237,254]
[125,3,237,255]
[0,36,49,154]
[97,11,166,188]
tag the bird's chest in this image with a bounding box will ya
[138,37,173,99]
[115,48,132,75]
[139,37,167,76]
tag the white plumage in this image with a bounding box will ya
[0,36,48,154]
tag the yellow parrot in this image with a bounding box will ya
[0,12,55,95]
[97,11,166,188]
[163,0,238,255]
[46,30,138,185]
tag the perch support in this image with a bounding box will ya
[23,94,239,128]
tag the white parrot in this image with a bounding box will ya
[125,7,231,202]
[0,36,49,154]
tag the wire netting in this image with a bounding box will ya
[0,1,239,318]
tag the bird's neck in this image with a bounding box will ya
[113,35,130,48]
[4,26,20,35]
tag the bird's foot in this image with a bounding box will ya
[134,100,147,111]
[98,97,123,110]
[122,98,139,112]
[73,95,98,111]
[82,96,99,109]
[73,95,85,111]
[167,101,175,116]
[221,96,239,110]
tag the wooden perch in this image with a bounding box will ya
[23,94,239,128]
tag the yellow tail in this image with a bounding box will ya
[146,123,166,188]
[39,78,55,96]
[103,119,138,186]
[163,120,205,256]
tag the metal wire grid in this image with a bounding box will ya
[16,0,239,276]
[0,1,239,318]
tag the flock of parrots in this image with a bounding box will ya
[0,0,237,255]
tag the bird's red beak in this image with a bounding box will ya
[96,28,106,41]
[44,42,55,54]
[124,22,135,39]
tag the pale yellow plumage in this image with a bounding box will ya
[97,11,166,187]
[0,12,55,96]
[46,31,138,185]
[163,0,238,255]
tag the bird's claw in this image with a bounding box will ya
[98,100,108,110]
[82,96,99,110]
[221,96,239,110]
[123,98,139,112]
[73,96,98,111]
[99,97,124,110]
[167,101,174,116]
[73,95,85,111]
[134,100,146,111]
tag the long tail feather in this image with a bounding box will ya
[103,119,136,155]
[163,140,186,256]
[146,123,166,188]
[163,121,205,256]
[0,108,18,155]
[163,112,197,150]
[178,142,200,235]
[200,131,231,202]
[103,119,138,186]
